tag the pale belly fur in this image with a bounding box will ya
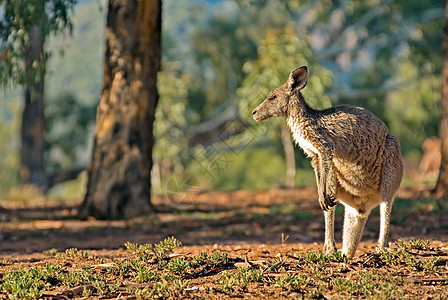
[292,131,318,157]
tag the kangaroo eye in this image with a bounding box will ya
[268,95,276,101]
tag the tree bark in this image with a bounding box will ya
[433,0,448,197]
[79,0,161,219]
[20,25,48,189]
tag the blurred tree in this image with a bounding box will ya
[434,0,448,197]
[152,62,196,194]
[0,102,21,194]
[79,0,161,219]
[385,61,440,155]
[45,92,96,174]
[0,0,76,190]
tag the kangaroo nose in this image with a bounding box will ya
[252,109,257,115]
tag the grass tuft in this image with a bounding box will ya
[274,273,308,291]
[1,236,447,299]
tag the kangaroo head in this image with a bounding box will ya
[252,66,308,121]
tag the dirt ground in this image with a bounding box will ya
[1,187,448,298]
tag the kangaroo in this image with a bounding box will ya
[252,66,403,259]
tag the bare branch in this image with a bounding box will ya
[187,105,240,146]
[317,4,390,59]
[316,5,444,61]
[47,165,86,189]
[326,77,416,100]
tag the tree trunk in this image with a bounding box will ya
[79,0,161,219]
[20,25,48,189]
[433,0,448,197]
[280,123,296,188]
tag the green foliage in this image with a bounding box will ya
[1,263,64,299]
[45,93,96,173]
[238,267,264,287]
[274,273,308,291]
[378,247,416,267]
[0,0,76,86]
[207,251,230,268]
[379,239,439,271]
[128,259,159,283]
[0,0,98,196]
[63,247,90,259]
[419,256,444,272]
[2,236,448,298]
[130,280,169,299]
[153,63,197,193]
[91,279,107,295]
[155,64,192,159]
[331,271,404,298]
[0,0,445,196]
[58,267,102,286]
[190,148,286,191]
[268,203,314,221]
[0,100,20,195]
[107,259,131,278]
[304,251,348,265]
[46,0,105,101]
[167,257,190,275]
[125,236,183,260]
[215,267,264,292]
[179,250,231,269]
[395,239,430,251]
[385,61,440,155]
[391,198,448,226]
[43,248,58,256]
[399,0,444,73]
[1,268,45,299]
[1,237,190,299]
[313,270,329,282]
[190,0,297,116]
[217,275,238,291]
[43,1,104,179]
[191,252,209,267]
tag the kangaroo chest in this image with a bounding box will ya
[291,131,319,157]
[287,117,320,157]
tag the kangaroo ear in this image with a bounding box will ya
[288,66,308,91]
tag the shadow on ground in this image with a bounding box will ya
[1,187,447,255]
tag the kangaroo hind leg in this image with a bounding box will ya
[323,206,337,253]
[341,204,370,259]
[378,135,404,250]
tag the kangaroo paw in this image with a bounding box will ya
[320,193,337,211]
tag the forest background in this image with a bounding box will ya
[0,0,444,199]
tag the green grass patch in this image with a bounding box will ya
[331,271,404,298]
[1,237,447,299]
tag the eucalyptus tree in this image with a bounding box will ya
[0,0,76,189]
[79,0,161,219]
[434,0,448,197]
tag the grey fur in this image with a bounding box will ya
[252,66,403,259]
